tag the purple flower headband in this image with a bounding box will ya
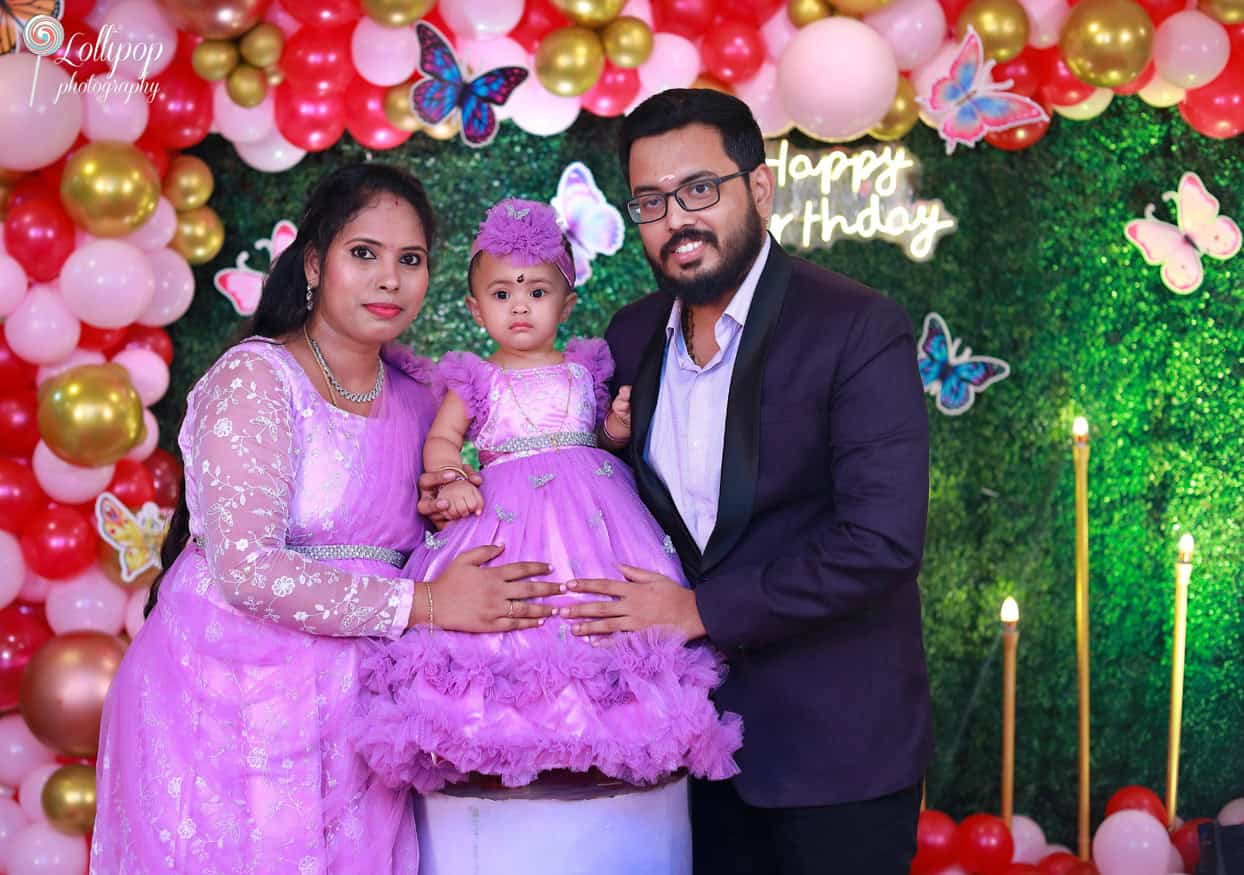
[469,198,576,289]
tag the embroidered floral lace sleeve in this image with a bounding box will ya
[187,348,414,638]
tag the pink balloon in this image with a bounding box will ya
[138,248,194,326]
[1154,10,1230,89]
[621,0,654,26]
[111,347,169,406]
[265,0,302,36]
[59,240,156,329]
[637,33,700,95]
[17,763,57,823]
[1019,0,1070,48]
[3,284,81,366]
[0,55,83,172]
[100,0,176,79]
[1167,844,1185,872]
[508,79,582,136]
[124,410,159,462]
[865,0,947,72]
[0,253,26,319]
[439,0,523,39]
[1010,814,1047,864]
[1092,809,1173,875]
[0,716,55,788]
[124,197,177,251]
[18,571,55,604]
[732,61,792,135]
[36,348,107,385]
[1218,797,1244,825]
[85,0,126,29]
[6,822,88,875]
[779,17,898,140]
[32,441,116,505]
[45,567,127,635]
[125,586,148,638]
[457,37,527,119]
[761,5,798,60]
[235,128,307,173]
[81,86,150,142]
[352,17,420,86]
[0,798,30,868]
[212,82,276,145]
[0,531,23,610]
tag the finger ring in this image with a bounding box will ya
[506,600,514,618]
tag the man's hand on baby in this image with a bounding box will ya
[605,385,632,443]
[438,480,484,519]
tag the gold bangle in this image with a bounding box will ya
[424,581,434,631]
[437,464,470,483]
[601,418,627,444]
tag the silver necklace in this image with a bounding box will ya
[303,325,384,403]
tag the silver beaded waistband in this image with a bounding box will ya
[193,537,408,568]
[482,430,599,460]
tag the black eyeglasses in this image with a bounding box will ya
[625,169,751,225]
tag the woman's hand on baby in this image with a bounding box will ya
[417,467,483,527]
[430,545,561,632]
[438,480,484,519]
[604,386,632,443]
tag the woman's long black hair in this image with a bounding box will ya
[145,163,439,617]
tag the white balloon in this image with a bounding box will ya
[1054,87,1113,120]
[236,128,307,173]
[438,0,523,40]
[351,17,420,86]
[1138,75,1185,107]
[508,79,582,136]
[1010,814,1047,863]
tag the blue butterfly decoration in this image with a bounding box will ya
[916,312,1010,415]
[410,22,528,148]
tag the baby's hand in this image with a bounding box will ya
[605,385,632,444]
[438,480,484,520]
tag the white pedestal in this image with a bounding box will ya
[414,776,691,875]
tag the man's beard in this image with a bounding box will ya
[647,206,765,307]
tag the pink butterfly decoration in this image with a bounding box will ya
[212,219,298,316]
[917,28,1049,155]
[549,162,624,286]
[1124,172,1241,295]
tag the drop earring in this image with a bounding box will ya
[305,282,314,311]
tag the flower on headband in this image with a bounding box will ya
[472,199,567,267]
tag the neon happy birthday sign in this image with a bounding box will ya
[765,139,957,261]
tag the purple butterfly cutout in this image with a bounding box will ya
[549,162,624,286]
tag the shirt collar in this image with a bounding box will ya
[663,234,773,339]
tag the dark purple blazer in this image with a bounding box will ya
[605,239,934,808]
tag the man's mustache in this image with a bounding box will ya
[661,229,718,260]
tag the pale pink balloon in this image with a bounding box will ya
[124,410,159,463]
[0,798,30,869]
[1218,797,1244,825]
[3,284,81,366]
[212,82,276,145]
[265,0,302,36]
[509,79,582,136]
[17,571,54,604]
[439,0,523,39]
[1154,10,1229,89]
[621,0,654,26]
[1167,844,1185,872]
[32,440,116,506]
[1010,814,1047,864]
[637,33,699,95]
[0,531,22,610]
[761,5,799,60]
[1045,843,1073,856]
[1138,74,1185,106]
[85,0,125,29]
[125,586,149,638]
[0,55,82,172]
[0,717,55,789]
[59,240,156,329]
[352,17,421,86]
[124,196,178,251]
[779,18,898,140]
[0,253,26,318]
[45,567,128,635]
[865,0,948,72]
[235,128,307,173]
[138,248,194,326]
[81,86,150,142]
[36,348,106,385]
[17,763,57,823]
[74,229,96,248]
[457,37,527,120]
[732,62,793,136]
[1092,810,1173,875]
[6,822,88,875]
[101,0,176,79]
[111,347,169,405]
[1020,0,1070,48]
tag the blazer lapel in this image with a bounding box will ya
[701,239,792,573]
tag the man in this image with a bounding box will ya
[562,89,934,875]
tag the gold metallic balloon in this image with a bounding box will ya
[362,0,434,27]
[535,27,605,97]
[265,65,285,86]
[191,39,239,81]
[156,0,269,39]
[59,142,160,238]
[171,206,226,266]
[238,22,284,68]
[424,115,460,141]
[832,0,892,15]
[38,364,146,468]
[1199,0,1244,23]
[553,0,626,28]
[42,765,97,836]
[384,83,424,132]
[869,76,919,140]
[19,632,127,758]
[957,0,1030,61]
[601,16,653,68]
[788,0,832,27]
[1058,0,1153,87]
[163,155,214,212]
[226,62,268,108]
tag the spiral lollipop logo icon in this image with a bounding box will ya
[23,15,64,56]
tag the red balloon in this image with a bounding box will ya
[717,0,785,25]
[275,82,346,152]
[1135,0,1183,24]
[940,0,976,29]
[701,19,766,84]
[957,813,1015,875]
[133,134,170,178]
[1105,785,1167,826]
[1114,60,1156,95]
[344,77,414,150]
[0,336,38,390]
[580,63,640,117]
[1001,865,1041,875]
[107,459,156,510]
[283,0,360,28]
[0,458,44,534]
[511,0,570,53]
[1037,852,1082,875]
[911,809,959,874]
[653,0,715,39]
[1172,817,1212,872]
[1065,864,1099,875]
[79,324,129,354]
[3,195,75,283]
[986,116,1051,149]
[994,49,1043,97]
[7,176,53,211]
[124,325,174,366]
[147,63,213,149]
[0,603,53,711]
[1179,52,1244,139]
[282,24,354,95]
[0,391,39,457]
[1039,48,1096,107]
[20,505,99,580]
[144,447,183,509]
[52,18,110,78]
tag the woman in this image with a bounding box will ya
[90,164,558,874]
